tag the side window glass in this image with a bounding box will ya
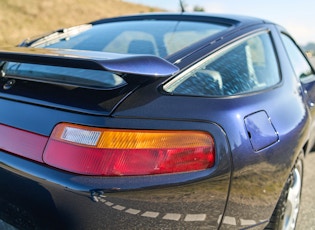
[281,34,313,79]
[164,32,280,96]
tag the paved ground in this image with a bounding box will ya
[296,152,315,230]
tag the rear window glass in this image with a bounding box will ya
[32,20,229,58]
[3,62,125,89]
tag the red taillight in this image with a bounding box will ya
[43,123,215,176]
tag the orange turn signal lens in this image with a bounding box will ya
[43,123,215,176]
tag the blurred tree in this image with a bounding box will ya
[303,42,315,56]
[193,5,205,12]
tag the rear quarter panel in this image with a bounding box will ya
[113,25,310,229]
[0,100,232,229]
[113,76,309,228]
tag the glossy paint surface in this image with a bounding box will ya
[0,117,231,229]
[0,13,314,229]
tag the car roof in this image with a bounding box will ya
[91,12,267,28]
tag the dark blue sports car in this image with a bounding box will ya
[0,12,313,229]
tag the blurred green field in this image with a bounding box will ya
[0,0,160,46]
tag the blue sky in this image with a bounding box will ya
[125,0,315,45]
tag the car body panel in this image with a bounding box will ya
[110,23,311,228]
[0,117,231,229]
[113,72,309,229]
[0,12,314,229]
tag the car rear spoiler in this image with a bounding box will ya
[0,47,179,83]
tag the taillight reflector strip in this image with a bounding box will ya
[43,123,215,176]
[0,124,47,162]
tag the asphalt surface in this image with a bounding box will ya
[296,152,315,230]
